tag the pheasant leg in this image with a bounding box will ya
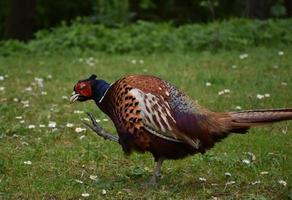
[147,158,164,186]
[83,112,119,143]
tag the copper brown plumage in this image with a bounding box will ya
[70,74,292,186]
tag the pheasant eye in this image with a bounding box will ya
[79,83,86,90]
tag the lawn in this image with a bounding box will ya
[0,47,291,199]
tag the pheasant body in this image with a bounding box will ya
[71,74,292,185]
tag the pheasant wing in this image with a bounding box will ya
[126,88,200,148]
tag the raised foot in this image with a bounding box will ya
[83,112,119,143]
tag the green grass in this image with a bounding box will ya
[0,47,291,199]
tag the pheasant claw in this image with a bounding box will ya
[83,112,119,143]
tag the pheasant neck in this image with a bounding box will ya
[93,80,111,104]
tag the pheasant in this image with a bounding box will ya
[70,74,292,186]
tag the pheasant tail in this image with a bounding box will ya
[211,108,292,141]
[229,108,292,124]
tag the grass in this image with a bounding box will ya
[0,47,291,199]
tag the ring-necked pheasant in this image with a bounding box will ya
[70,74,292,186]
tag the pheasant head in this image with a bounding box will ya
[70,74,110,103]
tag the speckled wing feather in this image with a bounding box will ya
[129,88,182,142]
[111,75,202,149]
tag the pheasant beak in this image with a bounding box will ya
[70,91,80,103]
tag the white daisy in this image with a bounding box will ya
[75,127,86,133]
[242,159,250,165]
[199,177,206,182]
[66,123,74,128]
[239,53,248,60]
[48,121,57,128]
[24,161,32,165]
[278,180,287,187]
[205,82,212,87]
[28,125,35,129]
[89,175,98,180]
[260,171,269,175]
[74,110,84,114]
[256,94,265,99]
[101,189,107,195]
[225,172,232,177]
[81,192,90,197]
[75,179,83,184]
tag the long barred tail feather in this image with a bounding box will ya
[210,108,292,142]
[228,108,292,133]
[229,108,292,124]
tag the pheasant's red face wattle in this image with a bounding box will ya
[75,81,92,97]
[70,80,94,103]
